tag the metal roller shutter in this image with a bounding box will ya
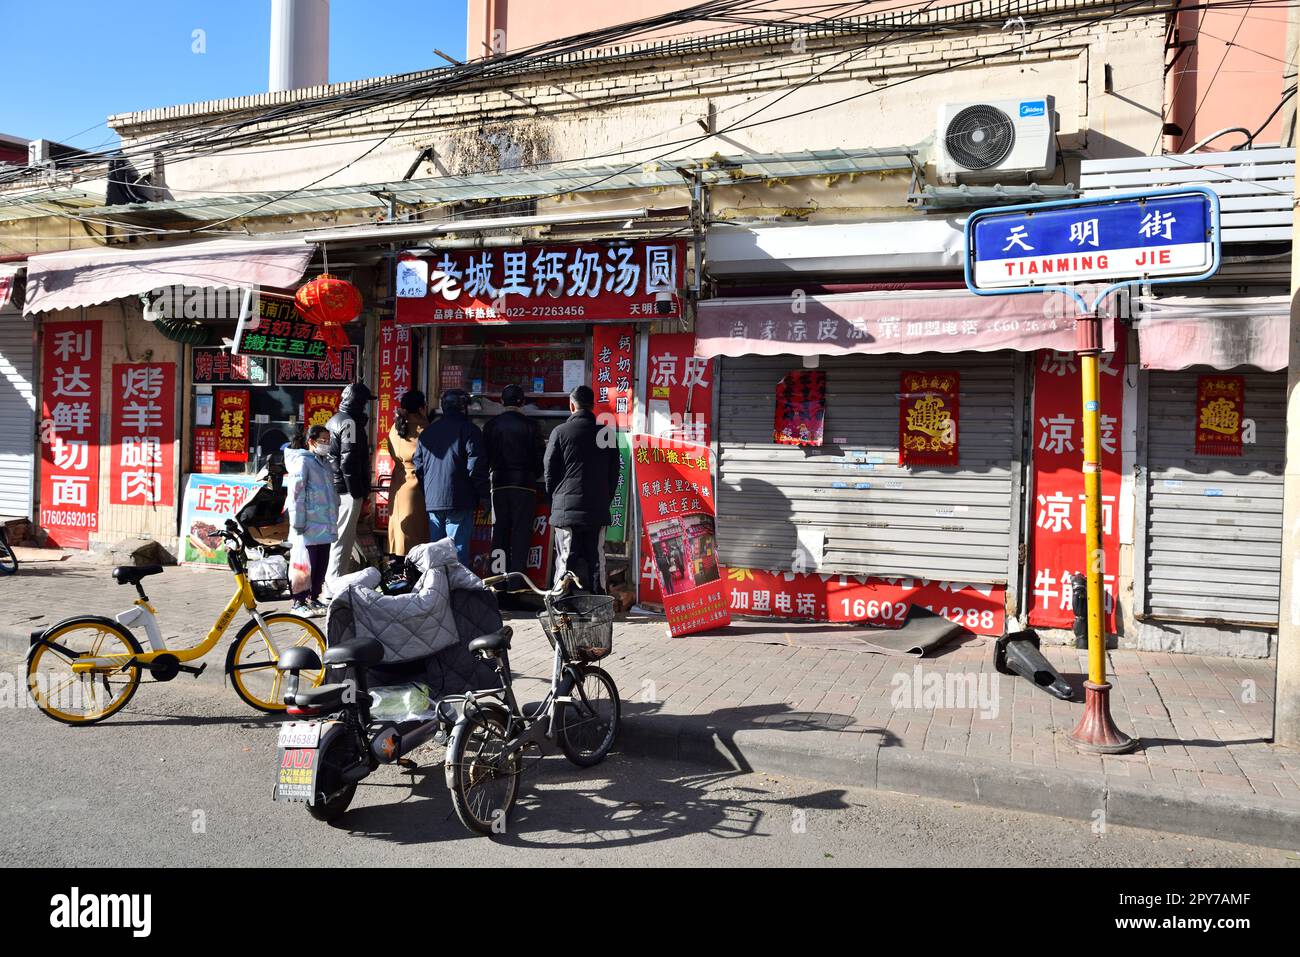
[716,351,1024,583]
[0,310,36,519]
[1139,369,1284,626]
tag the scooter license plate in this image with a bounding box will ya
[277,721,321,749]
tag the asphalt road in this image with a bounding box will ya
[0,646,1294,868]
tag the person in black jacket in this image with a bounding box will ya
[324,382,373,581]
[483,384,543,592]
[413,389,488,566]
[544,385,621,594]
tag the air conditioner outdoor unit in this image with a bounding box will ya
[935,97,1056,182]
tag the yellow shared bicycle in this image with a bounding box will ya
[26,519,326,725]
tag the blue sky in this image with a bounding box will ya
[3,1,468,147]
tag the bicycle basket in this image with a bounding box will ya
[539,594,615,662]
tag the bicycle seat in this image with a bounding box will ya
[289,682,351,711]
[113,565,164,585]
[468,626,513,655]
[323,638,385,667]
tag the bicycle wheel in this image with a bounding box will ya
[0,539,17,575]
[307,731,362,824]
[447,707,520,836]
[557,666,620,768]
[26,617,142,725]
[227,613,326,713]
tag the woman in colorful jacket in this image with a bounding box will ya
[284,424,340,616]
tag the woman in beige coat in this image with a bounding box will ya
[386,391,430,557]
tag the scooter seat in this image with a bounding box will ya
[469,626,513,655]
[289,682,351,711]
[323,638,385,667]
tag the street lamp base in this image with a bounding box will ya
[1068,681,1138,754]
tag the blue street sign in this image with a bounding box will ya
[965,187,1221,314]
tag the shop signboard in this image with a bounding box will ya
[109,362,176,508]
[215,390,251,462]
[633,435,730,637]
[592,324,635,429]
[275,345,359,387]
[646,332,714,444]
[1026,341,1125,631]
[179,474,265,565]
[607,432,631,544]
[192,348,271,387]
[395,240,685,325]
[233,292,328,361]
[39,320,101,549]
[373,321,413,530]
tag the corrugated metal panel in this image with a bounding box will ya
[716,351,1022,583]
[0,310,36,518]
[1141,369,1284,625]
[1080,148,1295,244]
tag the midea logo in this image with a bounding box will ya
[49,887,151,938]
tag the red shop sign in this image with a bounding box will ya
[109,362,176,507]
[215,390,251,462]
[39,320,102,548]
[395,240,684,325]
[592,324,635,429]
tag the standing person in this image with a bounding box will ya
[483,384,543,594]
[284,426,339,616]
[386,390,430,558]
[325,382,373,582]
[544,385,621,594]
[412,389,488,566]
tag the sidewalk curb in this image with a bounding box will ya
[617,715,1300,852]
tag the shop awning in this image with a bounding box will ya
[1135,295,1290,372]
[23,238,316,314]
[706,219,966,276]
[695,288,1113,358]
[0,264,21,311]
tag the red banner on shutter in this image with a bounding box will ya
[634,436,730,637]
[215,390,250,462]
[899,370,959,466]
[647,333,714,444]
[109,362,175,507]
[39,320,101,548]
[774,369,826,446]
[1027,342,1125,631]
[303,389,341,430]
[592,324,634,429]
[1194,374,1245,456]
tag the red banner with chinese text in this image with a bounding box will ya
[303,389,341,430]
[1027,342,1125,631]
[899,370,959,466]
[215,390,250,462]
[39,321,101,548]
[469,501,552,589]
[1194,374,1245,456]
[774,369,826,446]
[373,321,413,530]
[647,333,714,444]
[633,436,730,637]
[592,324,634,429]
[109,363,175,507]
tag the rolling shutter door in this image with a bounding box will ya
[716,351,1023,583]
[0,310,36,518]
[1141,369,1284,626]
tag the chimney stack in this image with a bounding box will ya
[269,0,330,93]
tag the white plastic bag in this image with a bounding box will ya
[288,540,312,596]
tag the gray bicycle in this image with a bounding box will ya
[445,571,621,835]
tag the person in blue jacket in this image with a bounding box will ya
[412,389,488,566]
[284,425,339,616]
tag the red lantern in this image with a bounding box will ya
[295,274,362,350]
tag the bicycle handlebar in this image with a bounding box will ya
[482,570,579,600]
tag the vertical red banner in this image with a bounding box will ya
[1194,374,1245,456]
[646,333,714,444]
[374,321,413,530]
[592,324,635,428]
[109,362,175,507]
[303,389,341,430]
[899,370,960,466]
[633,436,730,637]
[774,369,827,446]
[214,390,250,462]
[1027,341,1125,631]
[39,320,102,548]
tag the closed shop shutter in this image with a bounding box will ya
[716,351,1024,584]
[1140,369,1284,626]
[0,310,36,518]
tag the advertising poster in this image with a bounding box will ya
[303,389,341,430]
[647,332,714,444]
[773,369,826,447]
[1194,374,1245,456]
[633,436,730,637]
[1027,342,1125,631]
[193,429,220,474]
[234,292,328,361]
[39,320,102,549]
[899,370,959,466]
[215,389,251,462]
[179,474,265,565]
[109,362,176,507]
